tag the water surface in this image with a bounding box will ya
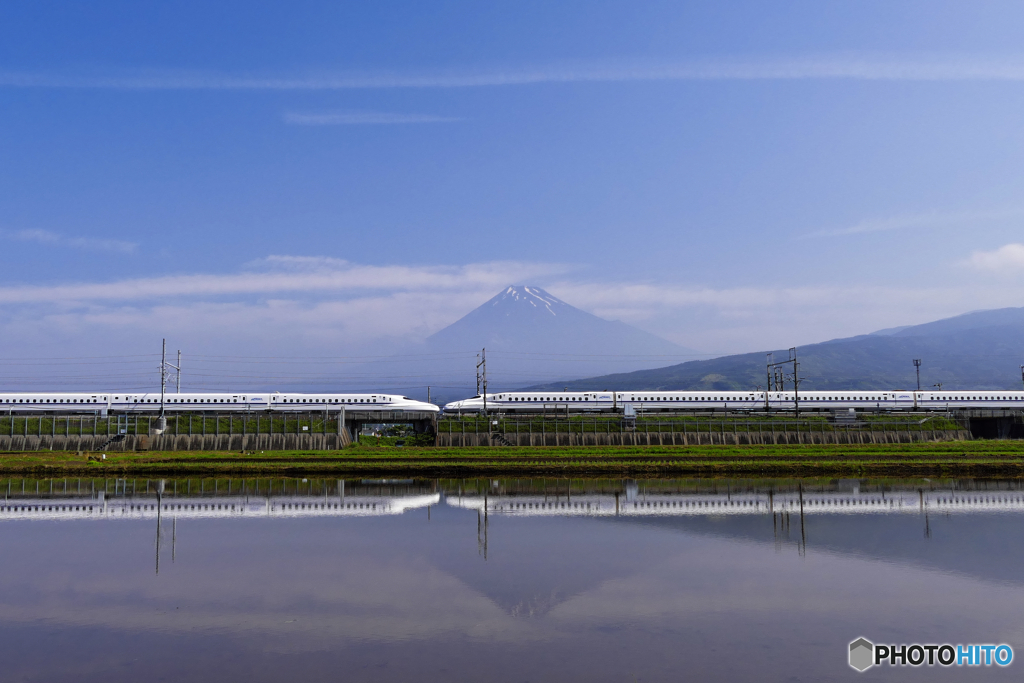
[1,477,1021,682]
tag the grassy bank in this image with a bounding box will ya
[2,441,1024,477]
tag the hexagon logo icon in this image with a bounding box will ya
[849,638,874,672]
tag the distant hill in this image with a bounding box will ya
[525,306,1024,391]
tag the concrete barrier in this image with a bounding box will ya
[0,431,351,452]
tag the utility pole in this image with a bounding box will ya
[427,386,431,404]
[791,347,800,417]
[766,348,800,415]
[159,340,168,433]
[476,348,487,415]
[913,359,922,391]
[1020,365,1024,390]
[158,340,181,433]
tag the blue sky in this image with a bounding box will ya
[3,1,1024,388]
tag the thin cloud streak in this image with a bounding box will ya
[807,207,1024,238]
[284,111,462,125]
[0,259,570,304]
[0,229,137,253]
[9,55,1024,91]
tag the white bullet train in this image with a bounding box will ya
[444,390,1024,414]
[0,392,439,414]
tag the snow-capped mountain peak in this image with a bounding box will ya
[492,285,566,317]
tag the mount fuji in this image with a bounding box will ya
[427,285,692,356]
[339,286,701,404]
[411,286,701,397]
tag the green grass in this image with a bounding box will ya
[2,441,1024,477]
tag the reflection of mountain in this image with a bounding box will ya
[613,509,1024,588]
[4,476,1024,612]
[435,507,1024,616]
[442,482,1024,604]
[422,508,654,617]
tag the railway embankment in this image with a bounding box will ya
[2,442,1024,477]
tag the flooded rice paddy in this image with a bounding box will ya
[1,476,1022,682]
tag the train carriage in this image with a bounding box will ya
[444,390,1024,414]
[0,392,439,414]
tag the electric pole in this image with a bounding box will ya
[158,340,181,433]
[766,348,799,415]
[159,339,167,433]
[160,339,166,416]
[913,359,922,391]
[476,348,487,415]
[791,347,800,417]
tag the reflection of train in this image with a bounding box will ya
[0,392,440,415]
[444,390,1024,414]
[449,489,1024,517]
[3,487,1023,522]
[0,492,440,522]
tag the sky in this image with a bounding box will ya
[3,1,1024,391]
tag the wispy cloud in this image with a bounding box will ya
[0,258,570,304]
[0,255,1015,362]
[0,228,137,253]
[807,207,1024,238]
[284,111,462,125]
[965,243,1024,271]
[10,54,1024,91]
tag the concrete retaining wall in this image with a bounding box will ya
[0,431,351,452]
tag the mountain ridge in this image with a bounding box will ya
[524,305,1024,391]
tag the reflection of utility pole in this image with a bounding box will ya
[155,492,161,575]
[476,505,489,560]
[798,483,806,556]
[913,359,922,391]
